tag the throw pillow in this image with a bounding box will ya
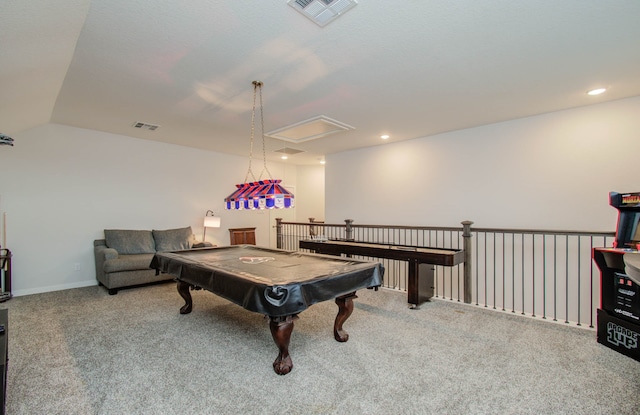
[153,226,193,252]
[104,229,155,254]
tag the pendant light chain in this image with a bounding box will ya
[243,81,260,183]
[224,80,294,210]
[244,80,273,182]
[257,82,273,181]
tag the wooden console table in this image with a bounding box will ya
[229,228,256,245]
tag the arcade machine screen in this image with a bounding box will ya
[611,192,640,250]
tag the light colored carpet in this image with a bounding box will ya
[2,282,639,415]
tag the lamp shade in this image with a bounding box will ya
[204,216,221,228]
[224,180,294,210]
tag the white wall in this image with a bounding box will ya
[292,164,325,222]
[0,123,310,296]
[326,96,640,231]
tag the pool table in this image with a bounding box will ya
[150,245,383,375]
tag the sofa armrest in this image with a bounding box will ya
[102,247,119,260]
[94,239,119,283]
[95,243,119,259]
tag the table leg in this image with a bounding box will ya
[269,315,298,375]
[177,280,193,314]
[334,292,358,342]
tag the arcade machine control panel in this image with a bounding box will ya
[593,191,640,361]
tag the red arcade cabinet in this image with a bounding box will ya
[593,191,640,361]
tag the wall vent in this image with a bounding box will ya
[288,0,357,27]
[132,121,160,131]
[0,133,14,146]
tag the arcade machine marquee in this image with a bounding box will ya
[593,191,640,361]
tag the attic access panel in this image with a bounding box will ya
[266,115,355,143]
[274,147,304,155]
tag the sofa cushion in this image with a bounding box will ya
[104,254,156,273]
[153,226,193,252]
[104,229,155,254]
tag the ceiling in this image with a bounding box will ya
[2,1,640,165]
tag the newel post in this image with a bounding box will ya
[345,219,354,241]
[308,218,317,238]
[276,218,283,249]
[461,220,474,304]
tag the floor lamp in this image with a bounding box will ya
[203,210,221,241]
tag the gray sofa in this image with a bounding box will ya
[94,226,212,295]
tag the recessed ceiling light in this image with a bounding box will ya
[281,155,289,160]
[587,88,607,96]
[320,159,326,164]
[380,135,390,140]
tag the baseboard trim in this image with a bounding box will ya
[11,280,98,297]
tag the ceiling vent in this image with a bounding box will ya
[288,0,358,27]
[132,121,160,131]
[266,115,355,143]
[0,133,14,146]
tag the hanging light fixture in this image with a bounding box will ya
[224,81,295,210]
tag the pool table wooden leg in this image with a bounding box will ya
[334,292,358,342]
[177,280,193,314]
[269,315,298,375]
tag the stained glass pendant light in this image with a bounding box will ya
[224,81,295,210]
